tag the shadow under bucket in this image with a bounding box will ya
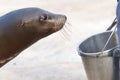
[77,31,119,80]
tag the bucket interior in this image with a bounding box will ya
[79,31,118,53]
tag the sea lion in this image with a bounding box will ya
[0,7,67,67]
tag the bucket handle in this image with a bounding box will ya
[106,17,117,31]
[97,17,117,57]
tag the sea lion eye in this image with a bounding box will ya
[39,15,47,21]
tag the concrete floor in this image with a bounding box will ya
[0,0,117,80]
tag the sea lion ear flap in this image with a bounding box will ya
[19,20,29,28]
[39,15,47,22]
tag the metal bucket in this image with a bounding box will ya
[78,31,119,80]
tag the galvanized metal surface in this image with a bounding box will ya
[78,31,119,80]
[82,57,114,80]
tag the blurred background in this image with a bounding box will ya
[0,0,117,80]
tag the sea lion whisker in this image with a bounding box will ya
[64,24,72,35]
[59,31,67,40]
[63,25,72,36]
[61,28,70,41]
[60,28,69,40]
[62,27,69,36]
[62,26,75,46]
[65,21,73,32]
[60,20,75,46]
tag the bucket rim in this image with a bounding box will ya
[77,31,118,57]
[77,46,117,57]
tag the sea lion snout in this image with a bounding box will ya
[52,14,67,31]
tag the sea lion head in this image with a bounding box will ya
[0,8,67,67]
[19,8,67,38]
